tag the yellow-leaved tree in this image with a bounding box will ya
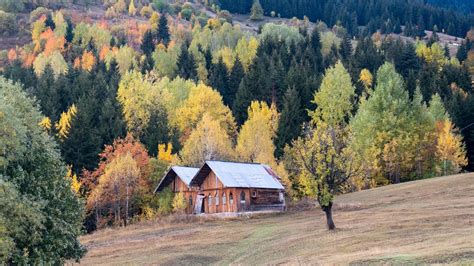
[56,104,77,140]
[359,68,373,97]
[158,143,173,163]
[66,165,81,194]
[117,70,164,136]
[174,83,236,142]
[236,101,279,168]
[179,113,234,166]
[128,0,137,16]
[435,120,467,176]
[88,153,141,227]
[172,191,187,213]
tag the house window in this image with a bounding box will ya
[252,190,257,198]
[240,191,246,202]
[229,193,233,205]
[215,193,219,206]
[208,193,212,207]
[189,195,193,206]
[222,193,227,205]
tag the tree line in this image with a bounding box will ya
[216,0,474,37]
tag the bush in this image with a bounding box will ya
[0,11,16,36]
[172,191,187,213]
[157,187,174,215]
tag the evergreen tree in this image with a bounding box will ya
[60,94,102,173]
[309,27,323,72]
[209,57,230,106]
[36,65,60,121]
[156,13,170,46]
[397,42,420,78]
[250,0,264,21]
[228,57,245,108]
[65,19,74,43]
[275,87,303,157]
[339,34,352,64]
[141,30,155,57]
[176,44,198,81]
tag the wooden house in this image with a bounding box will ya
[154,166,199,214]
[189,161,286,214]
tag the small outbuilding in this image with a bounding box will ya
[154,166,199,214]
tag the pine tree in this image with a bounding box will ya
[275,87,303,157]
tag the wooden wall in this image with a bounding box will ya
[197,171,284,214]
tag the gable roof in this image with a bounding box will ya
[190,161,285,190]
[153,166,199,193]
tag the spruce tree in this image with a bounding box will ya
[141,29,155,56]
[275,87,303,157]
[176,44,197,81]
[208,57,230,106]
[228,57,245,108]
[156,13,170,46]
[339,34,352,64]
[36,65,60,121]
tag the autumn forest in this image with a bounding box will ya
[1,0,474,264]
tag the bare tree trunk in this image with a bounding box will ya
[95,202,99,229]
[444,159,447,176]
[125,184,129,227]
[322,203,335,230]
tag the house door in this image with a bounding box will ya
[239,191,247,212]
[194,194,205,214]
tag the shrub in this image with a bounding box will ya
[172,191,187,213]
[157,187,174,215]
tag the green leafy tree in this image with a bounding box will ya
[0,77,86,263]
[350,63,414,185]
[290,61,358,230]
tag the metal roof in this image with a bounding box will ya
[172,166,199,186]
[190,161,285,190]
[153,166,199,193]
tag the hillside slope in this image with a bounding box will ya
[79,173,474,265]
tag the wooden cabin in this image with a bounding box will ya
[154,166,199,214]
[189,161,286,214]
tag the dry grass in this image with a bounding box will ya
[78,173,474,265]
